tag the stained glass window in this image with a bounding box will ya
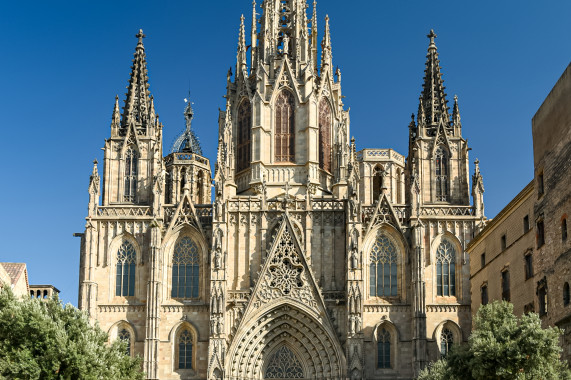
[124,147,138,202]
[118,328,131,356]
[435,147,449,202]
[116,240,136,296]
[436,240,456,296]
[275,91,295,163]
[178,329,193,369]
[370,232,398,297]
[318,99,332,172]
[377,328,391,368]
[440,328,453,356]
[265,346,304,379]
[237,99,252,172]
[172,237,200,299]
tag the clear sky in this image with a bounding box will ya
[0,0,569,305]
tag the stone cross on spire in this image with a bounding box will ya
[427,29,437,51]
[136,29,146,48]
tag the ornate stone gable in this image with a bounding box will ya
[166,191,204,236]
[366,193,403,234]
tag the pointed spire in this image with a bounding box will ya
[472,158,485,218]
[237,15,247,72]
[452,94,461,130]
[311,0,318,73]
[171,97,202,155]
[122,29,153,134]
[91,159,99,181]
[418,29,450,130]
[321,15,332,74]
[251,1,257,70]
[111,95,120,133]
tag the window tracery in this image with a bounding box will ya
[172,237,200,299]
[435,146,449,201]
[377,327,391,369]
[178,329,193,369]
[436,240,456,296]
[275,91,295,162]
[116,240,136,297]
[124,147,138,202]
[265,346,304,379]
[118,328,131,356]
[370,232,398,297]
[440,328,453,356]
[318,99,332,172]
[237,99,251,172]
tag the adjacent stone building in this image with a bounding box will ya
[0,263,29,297]
[78,1,486,379]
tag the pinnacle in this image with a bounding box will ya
[136,29,146,49]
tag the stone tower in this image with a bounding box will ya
[79,4,485,380]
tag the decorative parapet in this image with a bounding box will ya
[426,304,471,313]
[228,198,263,212]
[364,304,411,313]
[228,290,250,304]
[361,205,408,226]
[98,305,146,313]
[312,198,345,211]
[161,304,209,313]
[420,206,475,217]
[165,152,210,167]
[357,149,406,164]
[96,206,151,218]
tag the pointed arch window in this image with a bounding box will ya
[377,327,391,369]
[237,99,252,173]
[436,240,456,297]
[440,328,454,357]
[116,240,136,297]
[196,171,204,204]
[172,237,200,299]
[435,146,449,202]
[396,168,403,204]
[372,165,383,203]
[319,98,332,172]
[118,328,131,356]
[124,147,138,202]
[177,329,193,370]
[275,91,295,163]
[370,232,398,297]
[265,346,304,379]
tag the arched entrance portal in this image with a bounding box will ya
[226,304,346,379]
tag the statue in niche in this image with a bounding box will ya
[214,249,222,269]
[350,248,358,270]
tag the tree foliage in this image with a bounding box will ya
[418,301,571,380]
[0,285,144,380]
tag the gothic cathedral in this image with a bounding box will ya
[78,1,486,379]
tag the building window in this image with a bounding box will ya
[538,278,548,316]
[377,327,391,369]
[124,147,138,202]
[481,284,488,305]
[523,215,530,233]
[501,269,510,302]
[274,90,295,163]
[265,346,304,378]
[562,218,568,242]
[481,252,486,268]
[440,328,453,357]
[372,165,383,202]
[524,253,533,280]
[564,283,570,307]
[369,232,398,297]
[396,168,403,204]
[436,240,456,297]
[435,146,449,202]
[237,99,251,173]
[537,172,544,196]
[501,234,507,251]
[537,220,545,248]
[177,329,193,370]
[318,98,332,172]
[172,237,200,299]
[118,328,131,356]
[116,240,136,297]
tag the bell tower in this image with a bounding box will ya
[216,0,351,200]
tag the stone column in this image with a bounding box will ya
[144,220,162,379]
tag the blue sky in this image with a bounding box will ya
[0,0,569,305]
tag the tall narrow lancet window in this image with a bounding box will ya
[124,147,138,202]
[116,240,136,297]
[196,171,204,204]
[237,99,251,172]
[377,328,391,369]
[172,237,200,299]
[396,168,403,204]
[440,328,454,357]
[178,329,193,369]
[436,240,456,296]
[370,232,398,297]
[275,91,295,162]
[435,146,449,201]
[372,165,383,203]
[318,98,332,172]
[118,328,131,356]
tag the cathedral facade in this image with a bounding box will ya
[78,1,485,379]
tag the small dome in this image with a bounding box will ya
[171,100,203,155]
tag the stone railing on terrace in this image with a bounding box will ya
[420,206,475,217]
[96,206,151,218]
[165,152,210,167]
[357,149,405,164]
[228,198,262,212]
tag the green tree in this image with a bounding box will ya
[418,301,571,380]
[0,285,144,380]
